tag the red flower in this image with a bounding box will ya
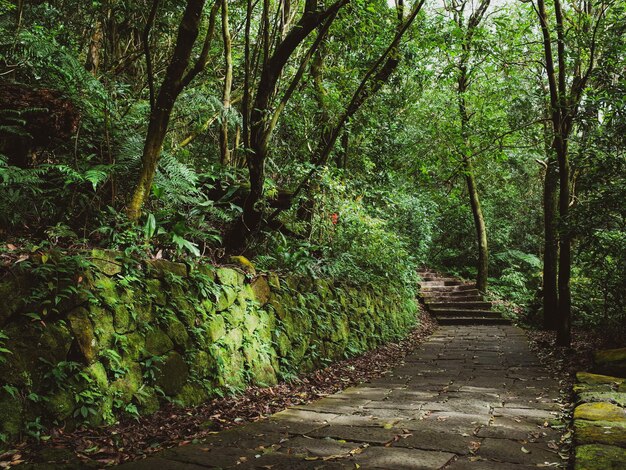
[330,213,339,225]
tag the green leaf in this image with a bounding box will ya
[144,213,157,239]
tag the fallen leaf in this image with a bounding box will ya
[521,447,531,454]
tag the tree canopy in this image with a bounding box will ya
[1,0,624,343]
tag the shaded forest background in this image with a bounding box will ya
[0,0,624,342]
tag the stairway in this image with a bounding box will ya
[418,269,510,325]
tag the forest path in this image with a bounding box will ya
[119,325,564,469]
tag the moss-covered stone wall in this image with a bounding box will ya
[0,251,417,442]
[572,353,626,469]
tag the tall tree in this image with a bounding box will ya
[268,0,426,225]
[219,0,233,166]
[127,0,220,221]
[447,0,491,293]
[230,0,349,246]
[534,0,609,345]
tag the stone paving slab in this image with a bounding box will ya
[118,325,565,469]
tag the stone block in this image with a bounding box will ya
[146,259,188,278]
[155,352,188,396]
[594,348,626,378]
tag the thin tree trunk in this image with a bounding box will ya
[463,155,488,292]
[543,152,559,329]
[453,0,491,293]
[266,0,424,225]
[242,0,253,150]
[555,137,571,345]
[239,0,349,238]
[85,20,103,75]
[220,0,233,166]
[337,128,349,168]
[127,0,211,221]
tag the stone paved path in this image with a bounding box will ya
[120,325,564,469]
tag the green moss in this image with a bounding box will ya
[145,278,167,306]
[135,385,160,415]
[175,383,208,407]
[190,351,215,379]
[113,302,133,334]
[578,392,626,408]
[68,307,97,363]
[145,329,174,356]
[0,258,419,443]
[575,382,616,395]
[40,323,72,361]
[219,350,245,389]
[46,389,74,420]
[248,357,277,386]
[267,273,280,289]
[575,419,626,447]
[93,274,117,308]
[200,299,216,316]
[0,390,22,439]
[578,372,625,386]
[196,264,217,281]
[111,361,142,401]
[90,305,115,349]
[223,328,243,352]
[206,315,226,342]
[574,402,626,422]
[146,259,188,278]
[85,361,109,389]
[134,298,153,324]
[164,316,189,347]
[243,312,260,335]
[90,249,122,276]
[330,315,350,343]
[251,277,271,305]
[216,285,238,312]
[174,299,197,328]
[575,444,626,470]
[155,352,188,396]
[269,295,286,320]
[124,331,146,361]
[216,268,244,287]
[225,301,245,326]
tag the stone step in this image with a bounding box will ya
[436,316,511,325]
[422,288,481,296]
[425,301,492,310]
[421,284,477,293]
[423,294,484,302]
[419,279,464,286]
[429,308,500,318]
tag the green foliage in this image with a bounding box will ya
[0,330,11,364]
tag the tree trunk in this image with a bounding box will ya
[555,137,572,345]
[127,0,209,221]
[238,0,348,239]
[85,20,103,75]
[452,0,491,293]
[543,155,559,329]
[220,0,233,166]
[463,155,488,292]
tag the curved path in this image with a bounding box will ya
[120,325,564,469]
